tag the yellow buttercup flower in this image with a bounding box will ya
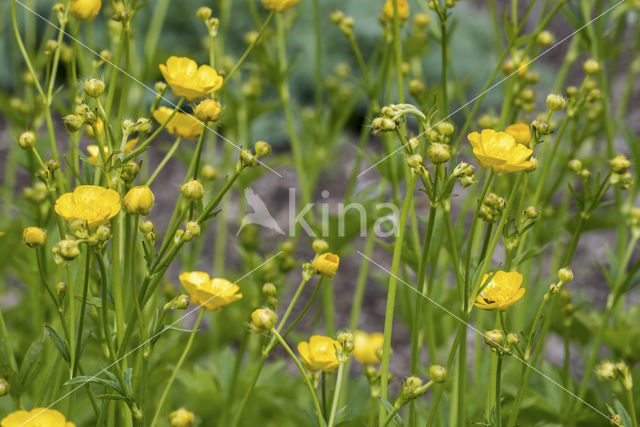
[1,408,75,427]
[168,408,194,427]
[178,271,242,311]
[353,331,384,365]
[468,129,534,173]
[381,0,410,24]
[153,107,203,140]
[297,335,343,373]
[70,0,101,21]
[55,185,121,229]
[312,252,340,278]
[474,271,526,311]
[505,123,532,147]
[261,0,300,12]
[159,56,223,101]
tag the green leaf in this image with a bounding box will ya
[614,398,633,427]
[45,325,70,363]
[19,332,45,389]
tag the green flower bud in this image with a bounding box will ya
[427,143,451,164]
[484,329,504,349]
[180,180,205,202]
[546,93,566,111]
[196,6,212,20]
[312,239,329,254]
[262,283,277,297]
[558,268,574,283]
[429,365,448,383]
[84,78,105,98]
[18,131,36,150]
[583,58,600,75]
[610,155,631,174]
[63,114,84,133]
[0,378,9,396]
[59,239,80,260]
[254,140,272,158]
[250,308,278,333]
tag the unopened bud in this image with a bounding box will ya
[201,164,218,181]
[568,159,582,173]
[262,283,277,297]
[330,10,344,24]
[507,333,520,346]
[63,114,84,133]
[484,329,504,349]
[427,143,451,164]
[59,239,80,260]
[429,365,448,383]
[583,59,600,75]
[84,79,105,98]
[180,180,204,201]
[23,227,47,248]
[194,99,222,123]
[18,131,36,150]
[558,268,573,283]
[56,282,67,297]
[250,308,278,333]
[196,6,212,20]
[254,140,272,158]
[546,93,566,111]
[0,378,8,396]
[240,149,258,167]
[312,239,329,254]
[185,221,201,237]
[407,154,423,169]
[610,155,630,174]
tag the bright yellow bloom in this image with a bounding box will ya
[23,227,47,248]
[468,129,534,173]
[178,272,242,311]
[261,0,300,12]
[297,335,342,373]
[55,185,121,229]
[1,408,75,427]
[70,0,101,21]
[474,271,526,311]
[153,107,203,140]
[505,123,532,147]
[123,185,154,216]
[159,57,223,101]
[381,0,410,24]
[353,331,384,365]
[312,253,340,278]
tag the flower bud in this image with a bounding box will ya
[45,40,59,55]
[401,376,423,400]
[596,361,617,381]
[312,239,329,254]
[185,221,201,237]
[180,180,205,202]
[340,16,354,35]
[175,294,190,310]
[169,408,195,427]
[478,114,499,129]
[56,282,67,297]
[414,12,430,28]
[95,225,111,241]
[583,58,600,75]
[262,283,277,297]
[330,10,344,24]
[135,118,152,134]
[408,80,426,98]
[139,221,154,235]
[436,122,455,136]
[407,154,423,169]
[484,329,504,349]
[250,308,278,333]
[240,149,258,167]
[0,378,8,396]
[84,79,105,98]
[63,114,84,133]
[507,333,520,346]
[610,414,623,426]
[196,6,212,20]
[427,143,451,164]
[429,365,448,383]
[201,165,218,181]
[254,140,272,158]
[23,227,47,248]
[124,185,154,216]
[546,93,566,111]
[121,161,140,182]
[568,159,582,173]
[18,131,36,150]
[337,330,354,354]
[194,99,222,123]
[524,206,539,219]
[312,253,340,278]
[536,30,554,46]
[558,268,573,284]
[59,239,80,260]
[610,155,630,174]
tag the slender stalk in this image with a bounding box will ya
[73,247,91,376]
[223,11,274,86]
[627,386,638,427]
[327,362,345,427]
[379,174,418,423]
[150,308,205,426]
[271,329,325,427]
[495,356,503,427]
[146,138,182,185]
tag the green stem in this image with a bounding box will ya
[627,386,638,427]
[223,11,274,86]
[271,329,325,427]
[379,174,418,423]
[150,308,206,426]
[495,356,503,427]
[146,137,182,185]
[327,362,345,427]
[73,247,91,377]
